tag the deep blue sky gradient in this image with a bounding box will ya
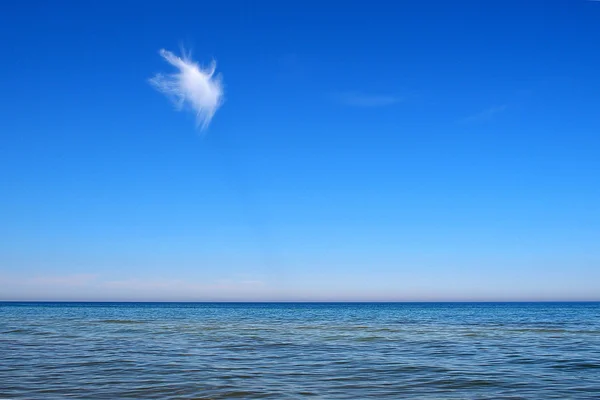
[1,0,599,300]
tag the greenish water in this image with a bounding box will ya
[1,302,599,398]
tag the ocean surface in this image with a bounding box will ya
[1,302,599,399]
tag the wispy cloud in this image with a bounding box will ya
[101,277,265,293]
[30,274,98,286]
[149,48,224,130]
[462,104,508,123]
[99,278,266,300]
[0,274,99,287]
[0,274,267,301]
[333,92,401,107]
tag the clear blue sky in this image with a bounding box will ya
[1,0,599,301]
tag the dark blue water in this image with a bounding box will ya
[1,302,599,399]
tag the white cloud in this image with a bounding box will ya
[149,48,224,130]
[334,92,401,107]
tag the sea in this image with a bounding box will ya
[1,302,599,399]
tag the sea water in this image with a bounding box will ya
[1,302,599,399]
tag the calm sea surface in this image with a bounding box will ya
[1,302,599,399]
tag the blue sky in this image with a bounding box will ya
[1,0,599,301]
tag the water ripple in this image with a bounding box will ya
[1,302,599,399]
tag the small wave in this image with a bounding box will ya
[2,329,28,334]
[508,328,570,334]
[356,336,387,342]
[97,319,145,324]
[551,362,600,370]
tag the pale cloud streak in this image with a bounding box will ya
[149,48,224,130]
[0,274,267,301]
[30,274,99,286]
[102,278,264,291]
[99,278,267,301]
[0,273,99,287]
[462,104,508,123]
[334,92,401,107]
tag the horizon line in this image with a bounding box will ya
[2,300,599,304]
